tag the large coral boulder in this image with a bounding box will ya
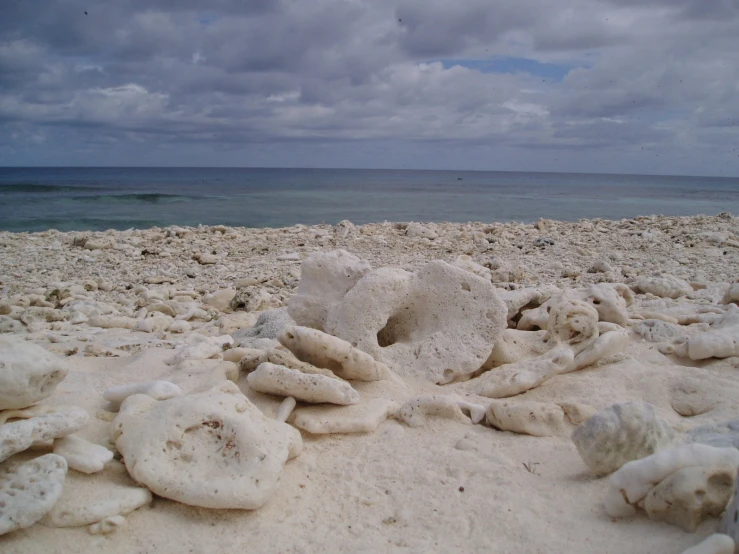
[326,261,506,384]
[111,381,302,510]
[287,250,371,331]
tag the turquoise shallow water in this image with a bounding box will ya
[0,167,737,232]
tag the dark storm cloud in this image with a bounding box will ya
[0,0,738,174]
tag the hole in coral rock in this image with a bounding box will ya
[461,282,471,292]
[377,314,412,347]
[203,420,222,430]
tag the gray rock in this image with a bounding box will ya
[572,402,680,476]
[688,419,739,450]
[533,237,555,247]
[233,308,295,348]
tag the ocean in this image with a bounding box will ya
[0,167,737,232]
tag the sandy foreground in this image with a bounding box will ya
[1,214,739,554]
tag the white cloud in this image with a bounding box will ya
[0,0,738,174]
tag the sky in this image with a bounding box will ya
[2,0,739,176]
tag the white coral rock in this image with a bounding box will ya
[605,444,739,518]
[634,275,693,299]
[278,325,392,381]
[0,336,69,410]
[486,400,569,437]
[287,249,371,331]
[291,398,398,435]
[247,362,359,405]
[664,305,739,360]
[326,261,507,384]
[104,380,183,410]
[111,381,302,510]
[394,395,482,428]
[0,407,90,463]
[53,435,114,474]
[468,347,574,399]
[518,283,634,330]
[44,475,151,528]
[0,454,68,536]
[644,465,735,532]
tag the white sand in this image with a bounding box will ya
[1,214,738,553]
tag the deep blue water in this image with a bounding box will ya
[0,167,737,232]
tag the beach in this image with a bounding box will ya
[1,213,739,553]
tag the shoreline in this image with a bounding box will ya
[1,213,739,553]
[1,214,737,294]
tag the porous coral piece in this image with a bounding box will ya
[53,435,114,474]
[644,465,735,532]
[278,325,392,381]
[0,407,90,463]
[605,444,739,518]
[0,336,69,410]
[634,275,693,299]
[465,298,627,399]
[0,454,68,536]
[326,260,507,384]
[287,250,371,331]
[484,329,551,368]
[247,362,359,405]
[486,400,569,437]
[546,297,600,352]
[497,285,561,327]
[570,327,629,371]
[633,319,690,343]
[663,305,739,360]
[517,283,633,330]
[466,347,574,399]
[237,347,336,378]
[44,471,151,527]
[291,398,398,435]
[111,381,302,510]
[393,395,481,427]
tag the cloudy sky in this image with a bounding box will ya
[2,0,739,176]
